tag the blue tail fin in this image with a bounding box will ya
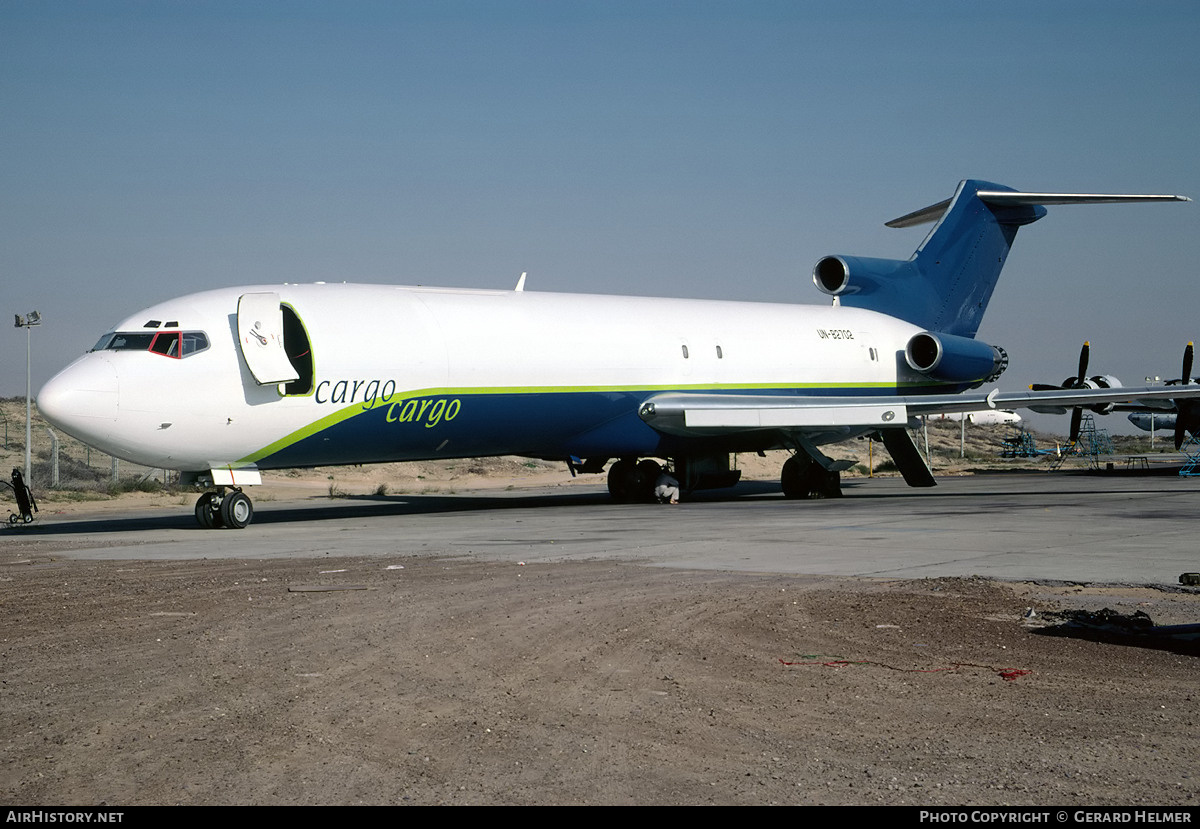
[812,180,1188,338]
[898,180,1043,338]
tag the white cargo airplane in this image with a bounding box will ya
[931,410,1021,425]
[37,180,1195,528]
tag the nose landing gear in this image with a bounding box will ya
[194,487,254,529]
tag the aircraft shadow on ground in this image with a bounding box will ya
[5,477,1193,536]
[4,480,834,534]
[1031,624,1200,658]
[8,490,605,535]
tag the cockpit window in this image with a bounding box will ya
[93,331,209,358]
[150,332,178,357]
[103,332,156,351]
[180,331,208,355]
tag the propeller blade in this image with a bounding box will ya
[1175,400,1200,450]
[1075,342,1090,387]
[1070,407,1083,442]
[1183,342,1193,386]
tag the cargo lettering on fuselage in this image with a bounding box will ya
[313,378,397,409]
[384,397,461,429]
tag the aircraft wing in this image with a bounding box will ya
[638,385,1200,436]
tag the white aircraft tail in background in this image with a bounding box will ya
[931,410,1021,426]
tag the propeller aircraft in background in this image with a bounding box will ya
[1031,341,1200,449]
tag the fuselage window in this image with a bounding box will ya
[681,345,689,359]
[716,345,724,359]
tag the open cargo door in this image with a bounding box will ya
[237,292,300,386]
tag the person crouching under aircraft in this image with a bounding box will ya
[655,469,680,505]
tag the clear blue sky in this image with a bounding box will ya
[3,0,1198,437]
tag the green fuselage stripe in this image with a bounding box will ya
[234,380,936,467]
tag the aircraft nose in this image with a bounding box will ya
[38,356,119,439]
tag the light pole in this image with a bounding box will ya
[1146,376,1161,450]
[14,311,41,485]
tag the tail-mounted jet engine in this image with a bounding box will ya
[812,255,1007,386]
[904,331,1008,385]
[812,255,906,298]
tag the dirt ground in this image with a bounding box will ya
[3,524,1198,806]
[3,408,1197,806]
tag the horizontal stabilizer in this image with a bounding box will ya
[885,198,952,229]
[976,191,1191,207]
[886,188,1189,228]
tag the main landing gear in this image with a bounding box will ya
[194,487,254,529]
[606,457,663,503]
[780,453,842,500]
[605,453,840,502]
